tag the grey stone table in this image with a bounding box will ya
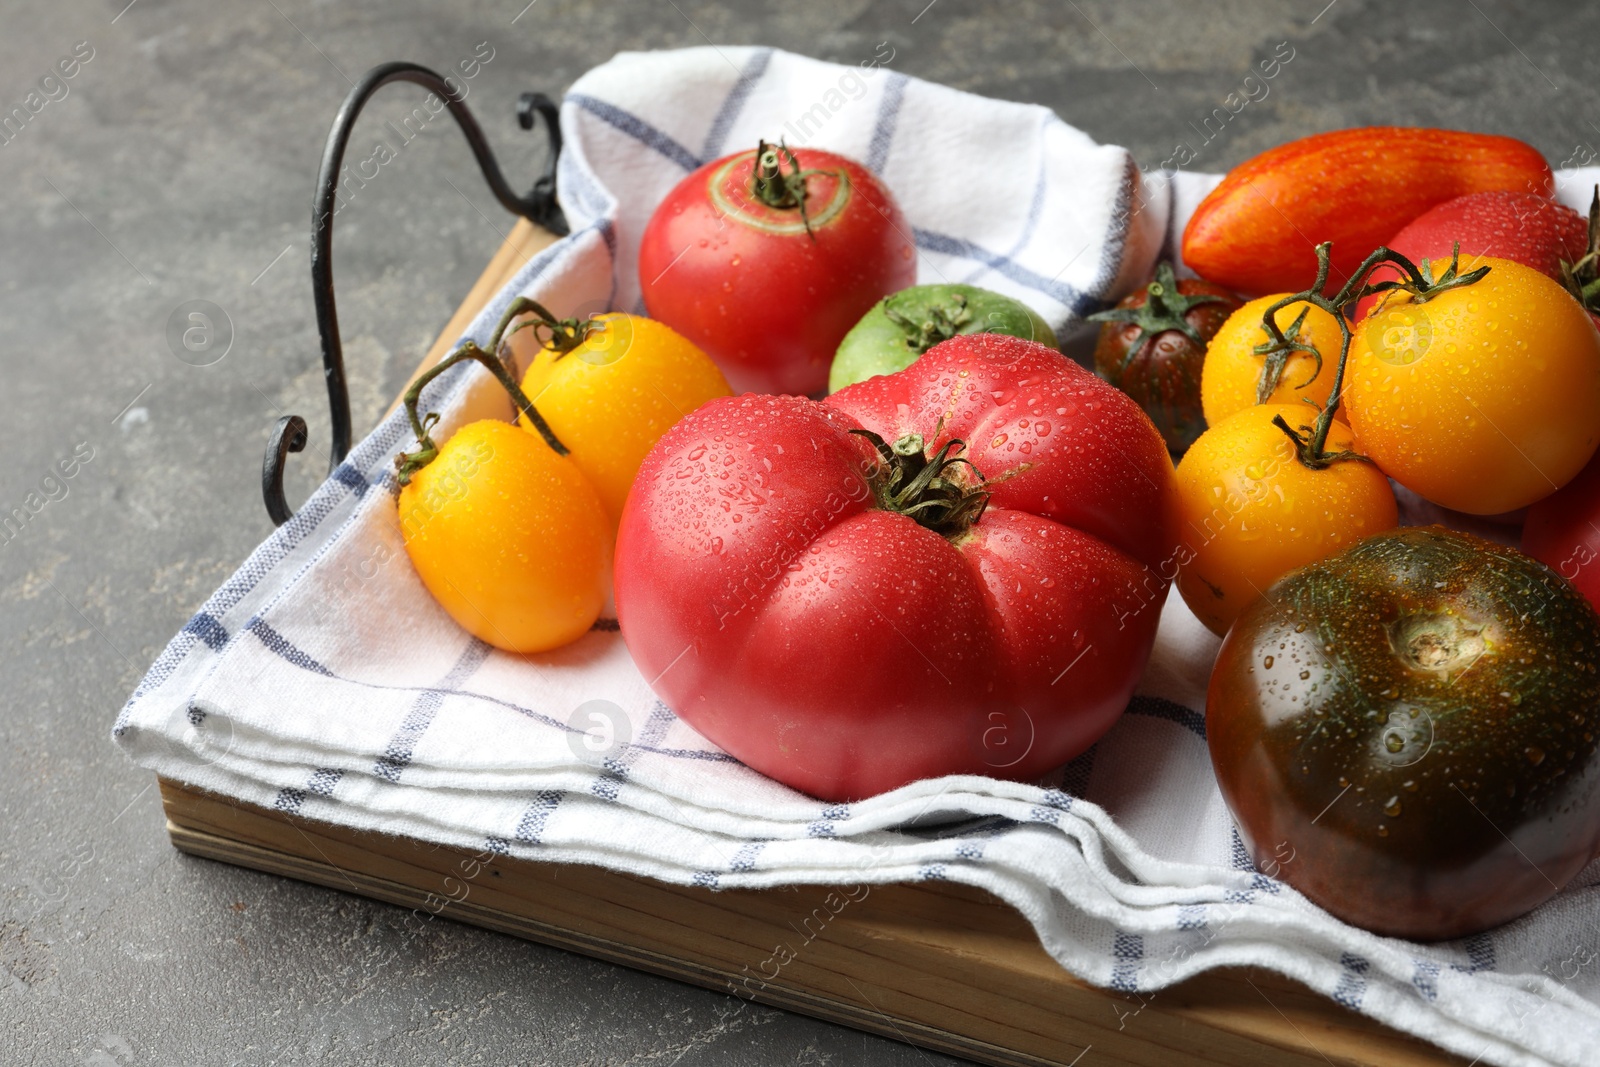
[2,1,1594,1063]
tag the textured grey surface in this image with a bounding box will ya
[2,1,1596,1064]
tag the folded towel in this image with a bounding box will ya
[115,45,1600,1067]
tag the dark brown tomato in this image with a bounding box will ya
[1207,526,1600,941]
[1091,262,1239,454]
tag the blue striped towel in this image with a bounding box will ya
[114,46,1600,1067]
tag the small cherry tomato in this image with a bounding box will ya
[399,420,610,652]
[1346,256,1600,515]
[1200,295,1344,430]
[639,141,916,396]
[512,312,731,527]
[1523,447,1600,611]
[1208,526,1600,940]
[1175,403,1397,636]
[1090,262,1240,452]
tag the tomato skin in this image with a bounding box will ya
[639,147,916,396]
[1200,296,1345,429]
[1175,404,1397,636]
[1346,257,1600,515]
[615,335,1176,801]
[1208,527,1600,940]
[1523,449,1600,610]
[399,421,610,653]
[1183,127,1553,295]
[512,313,731,527]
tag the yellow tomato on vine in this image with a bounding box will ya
[1201,295,1345,428]
[1347,256,1600,515]
[1175,403,1398,635]
[511,312,731,526]
[395,299,728,654]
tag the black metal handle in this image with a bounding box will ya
[263,60,567,526]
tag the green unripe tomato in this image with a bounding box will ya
[828,284,1056,393]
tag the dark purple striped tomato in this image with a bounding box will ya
[1208,526,1600,940]
[1090,262,1239,453]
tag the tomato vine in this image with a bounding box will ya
[1254,241,1490,470]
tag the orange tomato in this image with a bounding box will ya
[1200,296,1345,429]
[1175,404,1398,636]
[513,313,731,527]
[398,420,610,652]
[1347,257,1600,515]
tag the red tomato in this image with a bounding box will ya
[1353,190,1587,321]
[1523,449,1600,610]
[638,142,916,396]
[615,334,1178,801]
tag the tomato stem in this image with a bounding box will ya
[849,428,990,535]
[394,296,572,485]
[1257,241,1490,470]
[749,139,831,239]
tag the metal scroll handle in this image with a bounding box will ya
[262,60,568,526]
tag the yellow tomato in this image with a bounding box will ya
[1201,295,1345,428]
[514,313,731,525]
[399,420,609,653]
[1175,404,1398,636]
[1347,257,1600,515]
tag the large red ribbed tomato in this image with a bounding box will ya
[615,334,1178,801]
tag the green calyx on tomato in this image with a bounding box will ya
[395,296,574,484]
[828,284,1056,393]
[1252,241,1489,471]
[1559,185,1600,317]
[1089,262,1229,352]
[1207,525,1600,939]
[849,428,989,536]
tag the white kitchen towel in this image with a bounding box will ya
[114,46,1600,1067]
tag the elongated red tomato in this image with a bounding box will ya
[615,334,1178,801]
[639,143,915,396]
[1183,127,1552,294]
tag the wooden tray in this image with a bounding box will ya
[161,219,1470,1067]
